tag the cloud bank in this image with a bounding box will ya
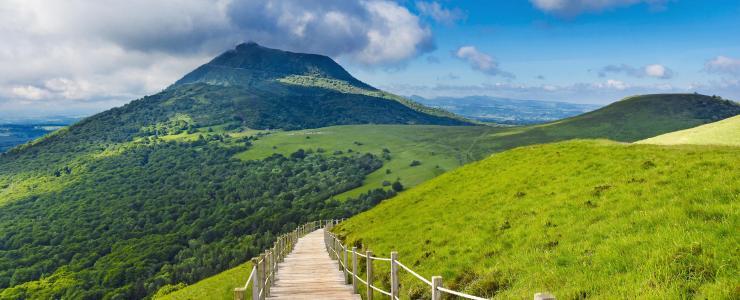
[0,0,435,116]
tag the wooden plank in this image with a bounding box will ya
[267,229,360,300]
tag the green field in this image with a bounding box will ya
[637,115,740,146]
[235,125,506,199]
[333,140,739,299]
[155,262,252,300]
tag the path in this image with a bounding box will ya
[267,229,360,300]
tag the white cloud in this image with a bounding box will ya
[416,1,466,25]
[0,0,435,117]
[598,63,674,79]
[705,56,740,76]
[454,46,514,78]
[602,79,629,90]
[530,0,669,17]
[11,85,50,100]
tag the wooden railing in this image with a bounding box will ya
[324,221,557,300]
[235,219,556,300]
[233,220,327,300]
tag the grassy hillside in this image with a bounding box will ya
[235,93,739,198]
[637,115,740,146]
[235,125,506,199]
[154,262,252,300]
[521,94,740,142]
[333,140,739,299]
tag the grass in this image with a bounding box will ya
[155,262,253,300]
[334,140,739,299]
[235,125,506,199]
[637,115,740,146]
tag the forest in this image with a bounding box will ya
[0,137,395,299]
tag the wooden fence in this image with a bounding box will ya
[235,219,556,300]
[324,221,556,300]
[233,220,325,300]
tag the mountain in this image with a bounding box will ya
[409,95,601,125]
[173,41,373,89]
[637,115,740,146]
[165,42,469,130]
[334,140,739,299]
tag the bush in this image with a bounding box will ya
[392,181,404,192]
[410,160,421,167]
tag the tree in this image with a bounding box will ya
[392,180,404,192]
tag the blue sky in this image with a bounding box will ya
[349,0,740,103]
[1,0,739,119]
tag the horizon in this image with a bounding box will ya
[1,0,739,120]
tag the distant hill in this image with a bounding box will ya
[522,93,740,142]
[335,140,739,299]
[410,95,600,125]
[637,115,740,146]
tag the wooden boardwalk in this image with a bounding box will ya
[268,229,360,300]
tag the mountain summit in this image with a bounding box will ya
[173,42,372,89]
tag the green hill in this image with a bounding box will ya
[518,93,740,143]
[333,140,739,299]
[637,115,740,146]
[234,94,739,198]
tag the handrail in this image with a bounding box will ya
[242,266,255,289]
[395,260,432,286]
[437,286,490,300]
[323,221,502,300]
[236,218,554,300]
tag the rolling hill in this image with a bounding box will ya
[333,140,739,299]
[637,115,740,146]
[233,94,739,198]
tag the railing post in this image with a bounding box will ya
[343,245,349,284]
[352,246,358,294]
[267,251,273,296]
[366,250,374,300]
[390,251,399,298]
[534,292,556,300]
[431,276,442,300]
[259,254,266,300]
[270,247,278,286]
[234,287,245,300]
[252,258,261,300]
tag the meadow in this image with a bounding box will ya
[333,140,739,299]
[638,115,740,146]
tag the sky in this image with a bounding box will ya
[1,0,739,120]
